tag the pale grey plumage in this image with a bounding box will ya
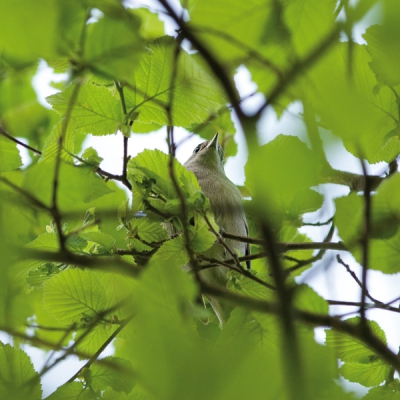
[184,133,249,325]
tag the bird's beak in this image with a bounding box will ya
[207,133,219,150]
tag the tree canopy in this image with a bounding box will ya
[1,0,400,399]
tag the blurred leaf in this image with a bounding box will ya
[43,268,108,324]
[0,344,42,400]
[301,43,399,163]
[84,15,144,81]
[90,356,135,394]
[364,18,400,86]
[131,8,165,40]
[46,381,95,400]
[0,135,22,172]
[293,284,329,314]
[24,162,114,213]
[0,0,58,65]
[246,135,324,226]
[227,270,275,300]
[75,323,119,357]
[284,0,336,57]
[79,231,116,253]
[40,120,75,163]
[364,385,400,400]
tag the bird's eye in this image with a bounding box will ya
[193,145,201,154]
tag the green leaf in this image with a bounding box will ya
[84,15,144,81]
[24,162,114,213]
[371,174,400,238]
[129,218,168,243]
[185,0,287,68]
[124,36,226,128]
[80,231,116,253]
[131,8,165,40]
[0,0,59,64]
[150,236,190,269]
[325,317,387,363]
[364,385,400,400]
[12,233,60,281]
[293,284,329,314]
[128,149,201,207]
[47,82,125,136]
[40,120,75,163]
[335,176,400,274]
[46,381,95,400]
[95,272,137,320]
[227,271,275,300]
[90,356,135,394]
[82,147,103,168]
[188,211,218,253]
[0,344,42,400]
[0,135,22,172]
[339,360,390,387]
[284,0,336,57]
[245,135,324,226]
[75,323,119,357]
[364,22,400,86]
[43,268,108,324]
[301,43,399,163]
[335,193,364,246]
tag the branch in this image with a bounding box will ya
[52,82,82,252]
[322,167,384,191]
[327,300,400,314]
[67,314,134,383]
[221,231,346,251]
[0,126,42,155]
[286,222,335,273]
[198,253,275,290]
[360,159,372,328]
[20,248,142,277]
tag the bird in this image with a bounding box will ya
[184,133,250,325]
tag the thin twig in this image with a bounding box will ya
[67,314,134,383]
[0,176,51,212]
[203,215,243,271]
[198,253,275,290]
[336,255,382,305]
[222,231,346,251]
[286,222,335,273]
[327,300,400,314]
[0,127,42,155]
[52,82,82,252]
[360,159,372,328]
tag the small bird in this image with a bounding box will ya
[184,133,250,325]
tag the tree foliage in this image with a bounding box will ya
[0,0,400,399]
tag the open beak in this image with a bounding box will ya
[206,133,219,150]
